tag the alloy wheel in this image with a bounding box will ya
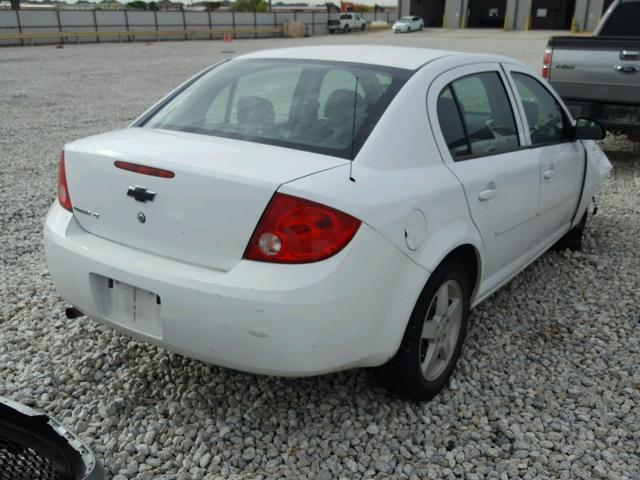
[419,280,463,381]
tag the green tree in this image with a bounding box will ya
[231,0,268,12]
[127,0,148,10]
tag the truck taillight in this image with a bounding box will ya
[57,150,73,212]
[542,48,553,80]
[244,193,361,264]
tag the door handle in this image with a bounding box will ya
[478,182,499,201]
[544,167,557,179]
[615,64,639,74]
[620,50,640,60]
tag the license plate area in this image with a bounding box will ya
[90,274,162,338]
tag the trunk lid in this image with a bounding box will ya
[64,128,346,271]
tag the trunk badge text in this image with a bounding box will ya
[127,186,156,202]
[73,206,100,219]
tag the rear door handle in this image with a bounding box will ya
[544,167,557,179]
[620,50,640,60]
[615,64,639,74]
[478,182,499,201]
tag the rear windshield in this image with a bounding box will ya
[599,1,640,36]
[141,59,411,159]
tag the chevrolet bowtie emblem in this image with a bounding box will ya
[127,186,156,202]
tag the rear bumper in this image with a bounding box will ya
[562,99,640,131]
[44,202,427,376]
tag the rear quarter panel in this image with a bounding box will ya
[280,58,484,299]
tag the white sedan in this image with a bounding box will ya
[44,46,611,401]
[393,16,424,33]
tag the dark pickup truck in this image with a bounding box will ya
[544,0,640,137]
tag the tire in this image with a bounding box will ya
[419,24,423,31]
[553,210,587,252]
[344,25,350,33]
[361,23,366,31]
[329,29,335,34]
[375,259,471,401]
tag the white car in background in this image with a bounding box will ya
[327,13,367,33]
[45,46,611,401]
[393,16,424,32]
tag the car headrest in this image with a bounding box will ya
[237,96,275,125]
[324,89,363,122]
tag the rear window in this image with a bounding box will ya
[599,1,640,36]
[142,59,411,159]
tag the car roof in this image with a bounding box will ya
[237,45,457,70]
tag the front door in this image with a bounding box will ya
[504,64,585,237]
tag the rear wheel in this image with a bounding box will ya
[361,23,366,31]
[344,25,350,33]
[329,29,335,34]
[376,259,471,401]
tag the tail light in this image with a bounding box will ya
[57,150,72,211]
[542,47,553,80]
[244,193,361,264]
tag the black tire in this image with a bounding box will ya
[419,24,423,31]
[329,29,335,34]
[375,259,471,401]
[344,25,350,33]
[361,23,366,31]
[553,210,587,252]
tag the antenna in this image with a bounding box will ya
[349,76,359,183]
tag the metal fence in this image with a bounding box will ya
[0,9,398,46]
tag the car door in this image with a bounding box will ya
[428,64,547,294]
[503,64,585,237]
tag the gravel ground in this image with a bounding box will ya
[1,30,639,479]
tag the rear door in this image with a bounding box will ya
[504,64,584,236]
[429,63,545,290]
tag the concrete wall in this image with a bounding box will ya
[0,9,399,46]
[574,0,605,31]
[399,0,605,30]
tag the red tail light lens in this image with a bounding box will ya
[114,161,175,179]
[57,150,72,211]
[542,48,553,80]
[244,193,361,264]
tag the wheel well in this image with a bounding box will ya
[441,245,480,302]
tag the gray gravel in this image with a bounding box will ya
[1,30,639,479]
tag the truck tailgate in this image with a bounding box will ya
[548,37,640,105]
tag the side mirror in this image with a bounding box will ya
[574,117,606,140]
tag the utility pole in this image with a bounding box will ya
[10,0,20,10]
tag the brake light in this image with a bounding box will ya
[542,47,553,80]
[57,150,72,211]
[244,193,361,264]
[114,161,175,178]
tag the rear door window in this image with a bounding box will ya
[437,72,520,159]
